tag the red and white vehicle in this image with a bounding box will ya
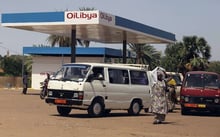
[180,71,220,115]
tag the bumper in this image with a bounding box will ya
[182,103,220,110]
[45,98,83,106]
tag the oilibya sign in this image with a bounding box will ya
[65,10,115,25]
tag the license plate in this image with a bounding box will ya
[55,99,66,104]
[198,104,206,108]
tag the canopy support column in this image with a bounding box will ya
[122,40,127,64]
[70,29,76,63]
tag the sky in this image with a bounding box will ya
[0,0,220,60]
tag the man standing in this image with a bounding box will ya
[22,72,28,94]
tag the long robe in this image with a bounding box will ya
[149,80,168,114]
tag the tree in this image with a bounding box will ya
[180,36,211,73]
[161,36,211,75]
[128,43,161,69]
[207,61,220,74]
[46,35,85,47]
[161,43,183,72]
[1,55,23,76]
[0,55,32,76]
[23,55,33,75]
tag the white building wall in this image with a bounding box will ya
[31,56,104,89]
[31,56,70,89]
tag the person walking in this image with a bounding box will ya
[22,72,28,94]
[149,69,168,124]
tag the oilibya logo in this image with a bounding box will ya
[66,11,113,22]
[66,12,97,20]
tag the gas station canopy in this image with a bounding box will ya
[1,10,175,63]
[1,10,175,44]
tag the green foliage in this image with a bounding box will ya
[23,56,33,74]
[0,55,32,76]
[161,43,183,72]
[161,36,211,74]
[181,36,211,71]
[46,32,90,48]
[207,61,220,74]
[128,43,161,69]
[46,35,71,47]
[1,55,23,76]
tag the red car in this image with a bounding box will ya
[180,71,220,115]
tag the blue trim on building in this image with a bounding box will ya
[2,12,64,23]
[115,16,175,41]
[23,47,124,57]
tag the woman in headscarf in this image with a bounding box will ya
[149,70,168,124]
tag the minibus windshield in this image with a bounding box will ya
[53,64,91,82]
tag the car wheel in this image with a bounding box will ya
[181,106,189,115]
[57,106,71,116]
[128,100,142,116]
[88,99,104,117]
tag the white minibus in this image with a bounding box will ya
[45,63,152,117]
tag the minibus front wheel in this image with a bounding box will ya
[57,106,71,116]
[128,100,142,116]
[88,98,104,117]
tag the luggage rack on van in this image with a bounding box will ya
[113,63,148,70]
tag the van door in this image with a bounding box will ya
[105,68,131,109]
[105,69,151,109]
[83,67,106,105]
[130,70,151,108]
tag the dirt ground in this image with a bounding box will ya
[0,89,219,137]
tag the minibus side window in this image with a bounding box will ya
[93,67,104,79]
[130,71,148,85]
[87,67,104,81]
[108,69,129,84]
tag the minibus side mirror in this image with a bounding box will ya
[96,73,104,80]
[86,73,104,82]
